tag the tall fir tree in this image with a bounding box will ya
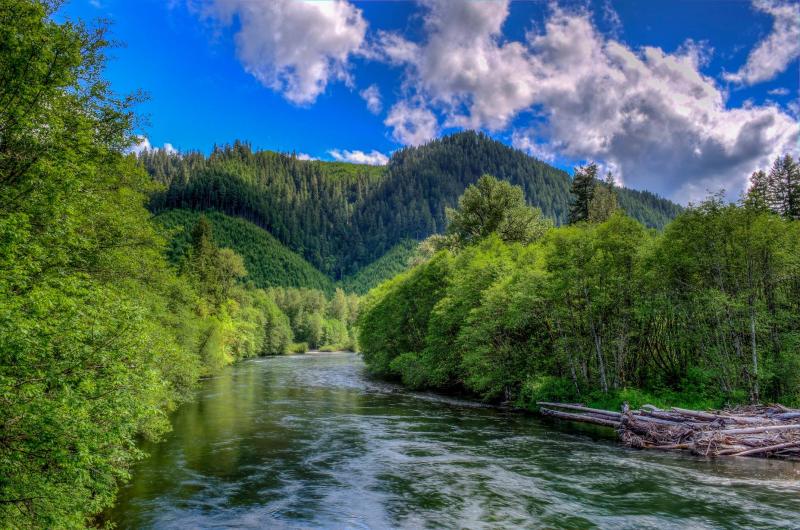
[771,154,800,220]
[745,169,771,211]
[569,163,598,224]
[588,172,619,223]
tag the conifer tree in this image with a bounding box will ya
[569,163,599,224]
[770,154,800,220]
[745,169,770,211]
[588,171,619,223]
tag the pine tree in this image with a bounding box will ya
[588,172,619,223]
[745,169,770,211]
[778,155,800,220]
[766,155,800,219]
[569,163,598,224]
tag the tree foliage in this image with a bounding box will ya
[359,182,800,410]
[339,240,419,294]
[746,154,800,220]
[445,175,552,247]
[568,163,599,223]
[0,3,316,526]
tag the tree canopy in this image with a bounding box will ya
[359,171,800,410]
[445,175,552,247]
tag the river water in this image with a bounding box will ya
[109,352,800,529]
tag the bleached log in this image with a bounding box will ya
[731,441,800,457]
[539,408,620,429]
[536,402,622,419]
[538,401,800,459]
[718,424,800,435]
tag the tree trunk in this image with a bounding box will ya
[750,307,759,403]
[583,285,608,393]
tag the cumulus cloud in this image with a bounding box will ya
[376,1,799,202]
[130,136,177,155]
[296,152,316,161]
[378,0,537,131]
[723,0,800,86]
[197,0,367,105]
[768,87,791,96]
[360,84,383,114]
[522,10,797,202]
[384,100,440,146]
[328,148,389,165]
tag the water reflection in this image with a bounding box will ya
[110,352,800,529]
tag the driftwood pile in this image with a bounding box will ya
[538,401,800,459]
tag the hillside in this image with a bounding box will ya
[155,209,335,292]
[340,240,419,294]
[143,132,681,280]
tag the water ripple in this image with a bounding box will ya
[109,352,800,529]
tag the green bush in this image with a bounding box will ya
[289,342,309,354]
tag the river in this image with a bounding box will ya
[109,352,800,529]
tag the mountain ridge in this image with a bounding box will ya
[142,131,681,288]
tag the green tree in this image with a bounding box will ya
[568,163,598,224]
[745,169,771,212]
[588,172,619,223]
[0,1,200,525]
[769,155,800,220]
[445,175,551,247]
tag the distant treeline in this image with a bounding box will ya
[142,132,681,279]
[358,162,800,411]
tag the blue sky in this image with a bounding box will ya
[58,0,798,202]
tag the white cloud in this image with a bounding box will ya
[511,132,556,163]
[130,136,153,155]
[360,84,382,114]
[768,87,791,96]
[296,152,316,161]
[197,0,367,105]
[723,0,800,86]
[521,10,797,202]
[384,100,440,146]
[378,0,537,131]
[375,2,799,202]
[328,148,389,165]
[130,136,177,155]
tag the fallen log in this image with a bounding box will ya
[537,401,800,459]
[670,407,720,421]
[732,441,800,457]
[716,424,800,435]
[774,412,800,421]
[536,402,622,419]
[539,408,620,429]
[667,408,767,424]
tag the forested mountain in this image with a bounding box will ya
[143,132,681,280]
[156,209,335,293]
